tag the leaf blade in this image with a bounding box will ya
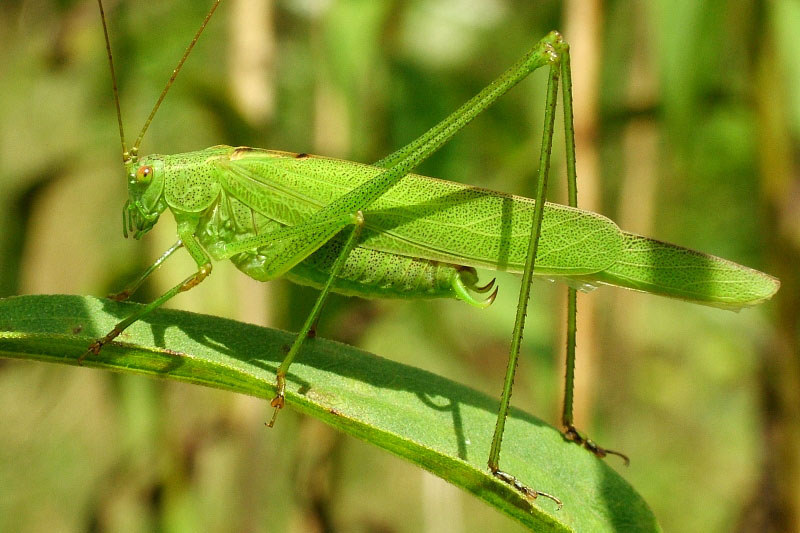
[0,294,658,532]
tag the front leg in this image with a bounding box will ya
[108,240,183,301]
[80,225,211,363]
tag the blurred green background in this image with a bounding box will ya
[1,0,798,531]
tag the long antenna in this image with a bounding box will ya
[97,0,128,161]
[132,0,223,155]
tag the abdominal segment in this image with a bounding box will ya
[288,234,487,301]
[225,229,487,303]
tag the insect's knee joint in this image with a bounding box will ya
[543,43,560,66]
[542,30,566,50]
[199,263,213,278]
[353,210,365,227]
[540,32,569,66]
[545,30,563,42]
[180,264,212,292]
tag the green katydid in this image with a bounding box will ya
[86,0,779,507]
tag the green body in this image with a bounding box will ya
[137,145,778,309]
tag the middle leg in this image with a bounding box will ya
[267,212,365,427]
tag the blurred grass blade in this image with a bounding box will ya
[0,295,658,532]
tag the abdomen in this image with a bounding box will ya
[235,232,476,301]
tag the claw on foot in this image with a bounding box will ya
[563,425,630,466]
[266,373,287,428]
[107,290,131,302]
[77,340,104,365]
[78,327,123,366]
[266,394,284,428]
[492,469,563,510]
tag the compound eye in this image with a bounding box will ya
[136,165,153,183]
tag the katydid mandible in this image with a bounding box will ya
[86,0,780,507]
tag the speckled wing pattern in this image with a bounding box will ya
[588,232,779,308]
[218,150,621,274]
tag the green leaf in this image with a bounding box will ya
[0,295,658,532]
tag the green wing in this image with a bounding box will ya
[588,232,780,308]
[217,149,622,276]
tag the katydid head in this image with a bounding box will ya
[122,156,167,239]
